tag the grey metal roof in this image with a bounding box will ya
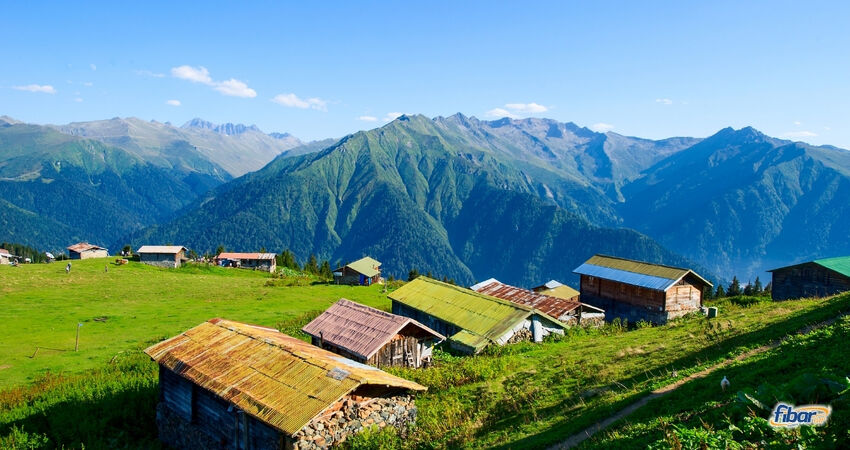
[573,263,680,291]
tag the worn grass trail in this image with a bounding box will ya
[552,309,850,449]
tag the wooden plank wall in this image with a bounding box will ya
[772,264,850,300]
[368,336,421,368]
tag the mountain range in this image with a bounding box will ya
[2,113,849,287]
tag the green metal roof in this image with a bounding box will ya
[815,256,850,278]
[389,277,556,349]
[344,257,381,278]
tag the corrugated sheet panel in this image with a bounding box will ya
[389,277,536,344]
[67,242,106,252]
[344,257,381,277]
[137,245,187,254]
[471,279,582,321]
[145,319,425,436]
[302,299,444,360]
[585,255,688,280]
[815,256,850,278]
[574,263,676,291]
[216,252,276,260]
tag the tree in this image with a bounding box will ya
[408,269,420,281]
[122,244,132,256]
[188,249,198,260]
[753,276,763,295]
[277,250,300,270]
[259,246,267,253]
[764,282,772,296]
[727,276,742,296]
[216,245,225,256]
[426,271,433,279]
[319,260,332,279]
[715,284,726,298]
[305,254,319,274]
[743,280,754,296]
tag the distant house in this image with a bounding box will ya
[389,277,566,355]
[333,257,382,285]
[137,245,188,268]
[303,299,444,369]
[0,248,15,265]
[532,280,581,303]
[768,256,850,300]
[215,252,277,272]
[471,278,605,327]
[573,255,712,324]
[145,318,425,450]
[67,242,109,260]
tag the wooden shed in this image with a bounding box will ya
[302,299,444,368]
[145,318,425,450]
[137,245,188,268]
[0,248,15,265]
[389,277,566,355]
[67,242,108,260]
[333,257,381,286]
[573,255,712,324]
[768,256,850,300]
[471,278,605,327]
[215,252,277,272]
[531,280,581,303]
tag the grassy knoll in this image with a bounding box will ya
[1,260,849,448]
[0,258,390,388]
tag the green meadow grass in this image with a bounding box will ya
[1,259,848,448]
[0,258,390,388]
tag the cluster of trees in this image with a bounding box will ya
[0,242,50,263]
[277,249,334,279]
[708,276,772,299]
[407,268,456,285]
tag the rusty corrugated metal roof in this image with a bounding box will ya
[302,299,444,360]
[145,318,425,436]
[216,252,276,260]
[470,279,588,322]
[66,242,107,252]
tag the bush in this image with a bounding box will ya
[343,425,402,449]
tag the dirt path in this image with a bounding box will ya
[550,313,847,449]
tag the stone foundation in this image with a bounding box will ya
[292,395,416,449]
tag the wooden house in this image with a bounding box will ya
[768,256,850,300]
[0,248,14,265]
[389,277,566,355]
[215,252,277,272]
[333,257,381,285]
[67,242,108,259]
[145,318,425,450]
[573,255,712,324]
[532,280,581,303]
[471,278,605,327]
[137,245,188,268]
[302,299,444,368]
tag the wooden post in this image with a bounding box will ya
[75,323,82,351]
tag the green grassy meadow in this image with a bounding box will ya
[1,258,849,448]
[0,258,390,388]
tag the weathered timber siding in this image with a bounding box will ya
[334,267,380,286]
[579,274,683,324]
[771,263,850,300]
[367,336,422,368]
[664,274,704,319]
[391,301,460,340]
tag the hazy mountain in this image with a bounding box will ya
[620,126,850,280]
[55,117,303,177]
[0,121,229,251]
[129,114,704,286]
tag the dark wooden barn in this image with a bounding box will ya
[333,257,381,286]
[573,255,712,324]
[768,256,850,300]
[145,318,425,450]
[302,299,444,368]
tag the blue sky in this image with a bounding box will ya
[1,1,848,146]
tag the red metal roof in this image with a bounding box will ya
[216,252,276,260]
[66,242,106,252]
[470,278,596,322]
[302,299,444,360]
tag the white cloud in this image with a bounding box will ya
[83,82,93,87]
[13,84,56,94]
[74,97,83,103]
[655,98,673,105]
[271,93,327,111]
[824,126,832,131]
[166,99,181,106]
[171,65,256,98]
[171,65,213,84]
[794,120,802,126]
[90,63,97,71]
[781,131,817,139]
[589,123,615,132]
[485,108,519,119]
[214,79,257,98]
[136,70,165,78]
[504,102,548,114]
[358,115,378,122]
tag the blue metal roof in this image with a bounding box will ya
[573,263,678,291]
